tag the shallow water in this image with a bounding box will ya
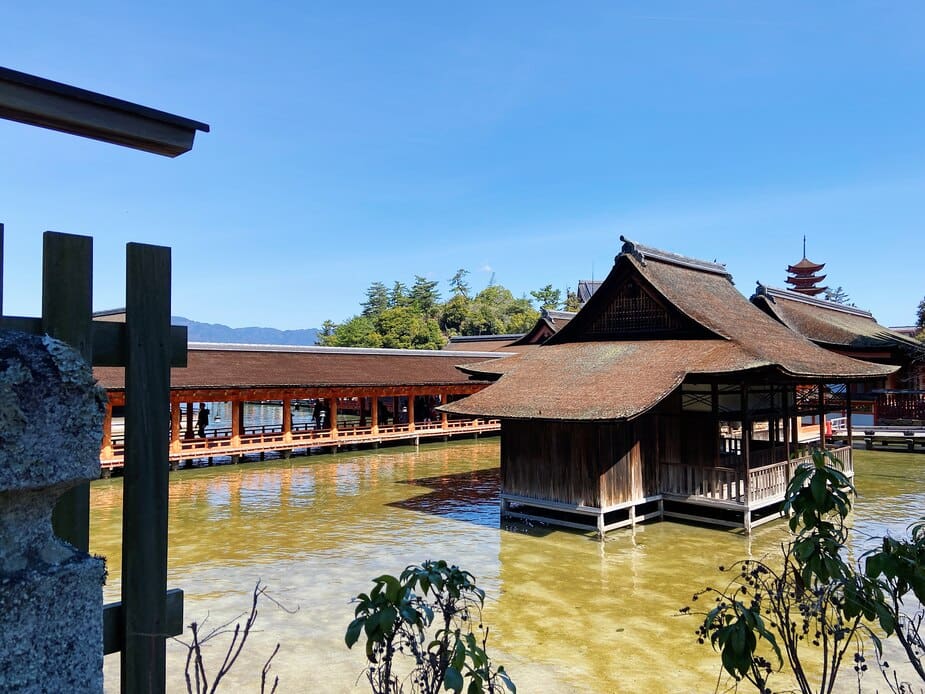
[90,441,925,692]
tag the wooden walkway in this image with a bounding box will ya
[100,418,500,471]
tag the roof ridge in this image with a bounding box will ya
[755,284,874,318]
[188,342,506,358]
[618,236,731,277]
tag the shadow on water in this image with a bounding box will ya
[390,467,502,528]
[392,468,588,538]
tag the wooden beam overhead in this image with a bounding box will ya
[0,66,209,157]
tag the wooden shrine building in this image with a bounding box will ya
[751,284,925,392]
[93,343,504,470]
[441,237,895,535]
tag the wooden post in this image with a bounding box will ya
[370,396,379,434]
[359,397,366,427]
[102,400,114,460]
[185,401,194,439]
[170,401,181,453]
[330,398,339,435]
[43,232,93,553]
[818,384,826,449]
[441,408,448,430]
[741,383,751,530]
[846,385,853,450]
[121,242,171,694]
[392,396,399,425]
[408,395,415,432]
[231,400,242,446]
[783,387,792,461]
[282,398,292,443]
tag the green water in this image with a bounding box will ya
[90,442,925,692]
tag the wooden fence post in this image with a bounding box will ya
[43,231,93,552]
[121,243,172,694]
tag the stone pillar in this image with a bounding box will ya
[0,332,106,692]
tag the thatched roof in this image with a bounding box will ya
[442,238,896,421]
[751,286,925,354]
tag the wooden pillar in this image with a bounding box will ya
[43,232,92,552]
[408,395,415,432]
[393,396,399,425]
[818,383,826,449]
[122,242,171,693]
[231,400,242,446]
[170,401,181,453]
[783,386,792,461]
[441,408,448,430]
[102,399,114,459]
[185,400,194,439]
[330,398,339,435]
[846,385,853,451]
[371,395,379,434]
[359,397,367,427]
[741,383,751,530]
[283,398,292,443]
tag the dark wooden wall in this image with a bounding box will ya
[501,418,658,508]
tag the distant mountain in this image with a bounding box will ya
[172,316,319,346]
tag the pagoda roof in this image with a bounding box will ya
[787,257,826,274]
[751,286,925,355]
[785,275,827,287]
[442,238,895,421]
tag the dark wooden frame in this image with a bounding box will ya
[0,228,186,693]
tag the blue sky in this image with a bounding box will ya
[1,2,923,329]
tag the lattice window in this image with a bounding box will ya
[584,281,680,337]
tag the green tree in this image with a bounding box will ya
[440,294,472,336]
[823,286,852,305]
[916,297,925,340]
[376,307,444,350]
[389,282,410,308]
[463,286,538,336]
[362,282,390,318]
[449,269,471,298]
[325,315,382,348]
[317,319,337,345]
[530,284,562,311]
[563,287,580,312]
[689,449,925,693]
[410,275,441,319]
[346,560,515,694]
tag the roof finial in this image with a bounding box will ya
[618,235,645,265]
[803,234,806,259]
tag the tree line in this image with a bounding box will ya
[317,270,580,349]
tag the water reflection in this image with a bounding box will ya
[91,444,925,693]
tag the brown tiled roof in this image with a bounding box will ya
[95,343,501,391]
[442,335,523,352]
[443,239,896,421]
[751,286,925,353]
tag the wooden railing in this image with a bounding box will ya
[102,418,500,468]
[661,464,743,502]
[660,445,853,508]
